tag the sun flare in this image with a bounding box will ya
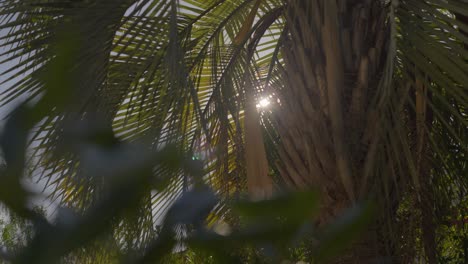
[256,98,271,108]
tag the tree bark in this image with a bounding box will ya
[236,0,274,200]
[277,0,392,262]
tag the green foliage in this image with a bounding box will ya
[0,31,373,261]
[0,0,466,263]
[0,206,35,261]
[436,196,468,263]
[0,102,374,263]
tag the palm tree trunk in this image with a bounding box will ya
[237,0,273,199]
[244,70,273,200]
[276,0,391,261]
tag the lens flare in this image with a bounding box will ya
[256,98,270,108]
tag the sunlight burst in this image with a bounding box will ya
[256,98,271,108]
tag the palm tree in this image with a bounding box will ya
[0,0,466,262]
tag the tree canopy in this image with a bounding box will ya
[0,0,466,263]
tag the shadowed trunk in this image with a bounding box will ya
[276,1,392,262]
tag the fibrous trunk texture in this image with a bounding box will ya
[245,71,273,200]
[240,0,274,200]
[276,0,391,262]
